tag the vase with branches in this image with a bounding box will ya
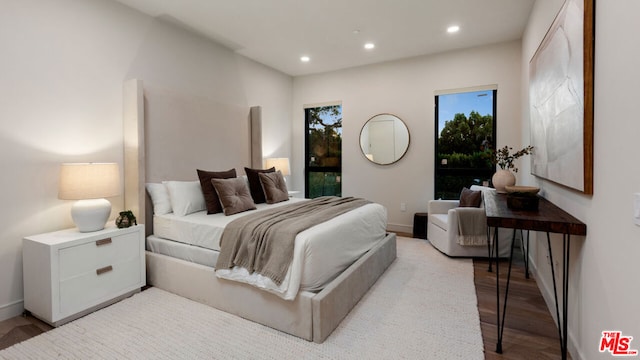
[492,145,534,173]
[491,145,534,192]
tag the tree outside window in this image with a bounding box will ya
[435,90,496,199]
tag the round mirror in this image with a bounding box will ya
[359,113,410,165]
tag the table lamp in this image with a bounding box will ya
[265,157,290,184]
[264,158,290,176]
[58,163,120,232]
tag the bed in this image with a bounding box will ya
[122,79,397,343]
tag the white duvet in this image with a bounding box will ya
[153,198,387,300]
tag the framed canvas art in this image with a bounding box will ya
[529,0,594,194]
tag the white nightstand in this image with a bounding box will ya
[288,190,301,198]
[23,225,145,326]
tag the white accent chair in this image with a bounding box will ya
[427,185,513,257]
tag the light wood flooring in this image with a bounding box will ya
[1,235,567,359]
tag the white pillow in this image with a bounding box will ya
[146,183,172,215]
[163,180,206,216]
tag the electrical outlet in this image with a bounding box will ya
[400,202,407,212]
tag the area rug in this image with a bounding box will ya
[0,237,483,359]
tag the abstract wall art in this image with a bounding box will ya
[529,0,594,194]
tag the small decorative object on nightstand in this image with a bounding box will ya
[115,210,137,228]
[22,225,145,326]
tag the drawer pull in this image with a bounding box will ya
[95,238,112,246]
[96,265,113,275]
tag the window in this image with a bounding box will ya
[305,104,342,198]
[434,89,496,199]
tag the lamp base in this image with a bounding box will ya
[71,198,112,232]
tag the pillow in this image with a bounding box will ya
[163,180,206,216]
[459,187,482,207]
[259,170,289,204]
[244,167,275,204]
[145,183,172,215]
[211,177,257,216]
[197,168,237,214]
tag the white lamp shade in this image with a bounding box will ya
[264,158,290,176]
[58,163,120,200]
[58,163,120,232]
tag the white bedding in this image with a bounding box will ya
[153,198,304,251]
[150,198,387,300]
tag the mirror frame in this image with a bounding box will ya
[359,113,410,165]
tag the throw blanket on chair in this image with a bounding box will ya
[215,196,371,286]
[456,207,488,246]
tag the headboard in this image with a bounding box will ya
[123,79,262,236]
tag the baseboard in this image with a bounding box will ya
[529,256,582,360]
[0,299,24,322]
[386,222,412,235]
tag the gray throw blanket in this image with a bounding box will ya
[456,207,488,246]
[215,196,371,286]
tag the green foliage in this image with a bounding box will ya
[438,111,493,155]
[436,110,494,199]
[308,105,342,165]
[491,145,534,173]
[438,151,493,169]
[308,106,342,129]
[307,105,342,197]
[308,172,341,198]
[435,175,485,200]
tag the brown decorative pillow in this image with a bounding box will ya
[244,167,275,204]
[210,177,256,216]
[259,171,289,204]
[459,187,482,207]
[197,168,237,214]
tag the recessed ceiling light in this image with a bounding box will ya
[300,56,310,62]
[364,43,375,50]
[447,25,460,33]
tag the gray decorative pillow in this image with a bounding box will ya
[211,177,257,215]
[459,187,482,207]
[258,170,289,204]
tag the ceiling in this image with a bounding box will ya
[113,0,535,77]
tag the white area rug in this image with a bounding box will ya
[0,237,483,359]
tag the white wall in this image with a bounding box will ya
[0,0,292,321]
[292,41,522,232]
[522,1,640,359]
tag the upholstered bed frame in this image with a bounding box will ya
[123,79,397,343]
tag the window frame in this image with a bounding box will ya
[304,104,342,198]
[434,89,497,199]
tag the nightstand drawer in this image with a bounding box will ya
[59,256,142,316]
[59,232,140,280]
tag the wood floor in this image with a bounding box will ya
[0,237,567,359]
[0,314,51,351]
[474,256,567,359]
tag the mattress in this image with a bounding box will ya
[153,198,305,251]
[146,235,219,267]
[149,198,388,300]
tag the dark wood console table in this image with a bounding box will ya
[484,192,586,360]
